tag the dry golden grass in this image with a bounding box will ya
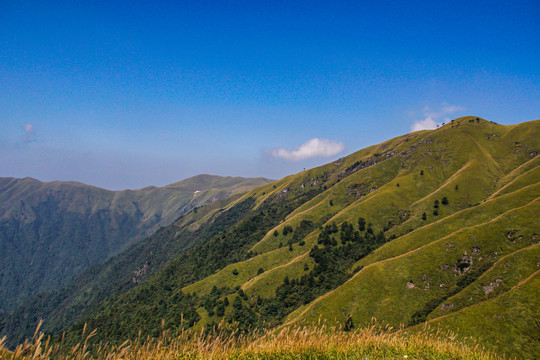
[0,320,508,360]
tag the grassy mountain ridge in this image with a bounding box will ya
[64,118,540,358]
[0,175,272,311]
[181,118,538,297]
[2,117,538,358]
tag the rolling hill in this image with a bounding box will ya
[0,175,272,312]
[2,117,538,358]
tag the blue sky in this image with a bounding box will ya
[1,0,539,189]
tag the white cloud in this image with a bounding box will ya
[411,104,465,132]
[272,138,345,161]
[411,117,438,132]
[22,123,37,143]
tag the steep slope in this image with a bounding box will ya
[3,117,538,358]
[180,117,538,301]
[418,269,540,358]
[0,175,272,311]
[284,195,538,324]
[64,118,539,356]
[0,193,254,346]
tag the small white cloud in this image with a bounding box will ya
[411,117,437,132]
[272,138,345,162]
[411,104,465,132]
[22,123,37,143]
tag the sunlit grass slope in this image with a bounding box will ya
[285,197,538,325]
[418,271,540,359]
[177,117,539,358]
[186,120,538,297]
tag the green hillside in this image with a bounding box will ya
[2,117,538,358]
[0,175,271,311]
[0,193,253,347]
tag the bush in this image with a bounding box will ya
[343,314,354,331]
[358,217,366,232]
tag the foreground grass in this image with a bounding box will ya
[1,322,506,360]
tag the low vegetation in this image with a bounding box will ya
[0,321,504,360]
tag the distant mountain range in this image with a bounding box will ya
[0,175,272,311]
[1,117,538,358]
